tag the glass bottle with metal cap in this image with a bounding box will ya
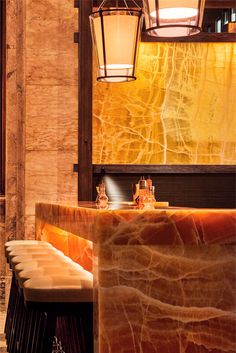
[96,181,109,209]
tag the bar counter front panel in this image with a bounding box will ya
[35,202,236,353]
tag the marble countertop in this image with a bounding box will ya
[36,202,236,245]
[35,202,236,353]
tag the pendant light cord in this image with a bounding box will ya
[130,0,141,9]
[98,0,107,10]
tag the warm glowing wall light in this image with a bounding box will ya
[143,0,206,37]
[90,1,142,83]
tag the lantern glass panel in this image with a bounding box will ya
[90,10,142,82]
[143,0,205,37]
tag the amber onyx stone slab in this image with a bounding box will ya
[36,203,236,353]
[93,43,236,165]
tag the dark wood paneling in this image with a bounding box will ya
[74,32,79,43]
[93,164,236,174]
[75,1,236,9]
[142,32,236,42]
[202,8,223,32]
[206,1,236,8]
[0,0,6,196]
[75,31,236,44]
[0,0,2,195]
[93,173,236,208]
[0,196,5,223]
[78,0,93,201]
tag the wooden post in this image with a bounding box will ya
[0,0,6,195]
[78,0,93,201]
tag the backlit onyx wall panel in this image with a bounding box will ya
[93,43,236,165]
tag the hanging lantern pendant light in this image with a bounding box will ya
[143,0,206,37]
[90,0,143,83]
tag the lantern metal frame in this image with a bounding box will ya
[90,1,143,82]
[143,0,205,37]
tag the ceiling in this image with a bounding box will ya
[92,1,236,9]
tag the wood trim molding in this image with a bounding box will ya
[93,164,236,174]
[78,0,93,201]
[75,1,236,9]
[205,1,236,8]
[141,32,236,42]
[74,31,236,44]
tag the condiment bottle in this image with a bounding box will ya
[138,176,147,207]
[96,181,109,208]
[146,175,152,188]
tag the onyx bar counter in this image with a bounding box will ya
[35,202,236,353]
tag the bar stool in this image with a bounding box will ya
[10,252,66,270]
[5,240,50,246]
[14,258,77,274]
[5,244,66,350]
[5,241,94,353]
[23,275,93,353]
[18,267,93,288]
[12,267,92,353]
[5,240,53,247]
[6,243,53,256]
[7,260,80,353]
[5,240,52,258]
[6,247,68,336]
[5,243,57,335]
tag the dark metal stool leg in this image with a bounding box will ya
[5,274,17,344]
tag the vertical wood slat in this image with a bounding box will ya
[0,0,2,194]
[0,0,6,195]
[78,0,93,201]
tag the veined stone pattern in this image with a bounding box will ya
[98,244,236,353]
[93,43,236,164]
[36,203,236,353]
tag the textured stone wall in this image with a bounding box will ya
[5,0,78,240]
[5,0,25,242]
[24,0,78,238]
[93,42,236,164]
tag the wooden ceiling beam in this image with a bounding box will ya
[205,0,236,8]
[75,0,236,9]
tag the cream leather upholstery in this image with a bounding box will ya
[10,253,66,269]
[6,243,53,254]
[14,258,76,273]
[23,276,93,302]
[5,240,53,257]
[8,247,61,259]
[5,240,49,248]
[17,267,92,287]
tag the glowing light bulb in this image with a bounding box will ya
[151,7,198,20]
